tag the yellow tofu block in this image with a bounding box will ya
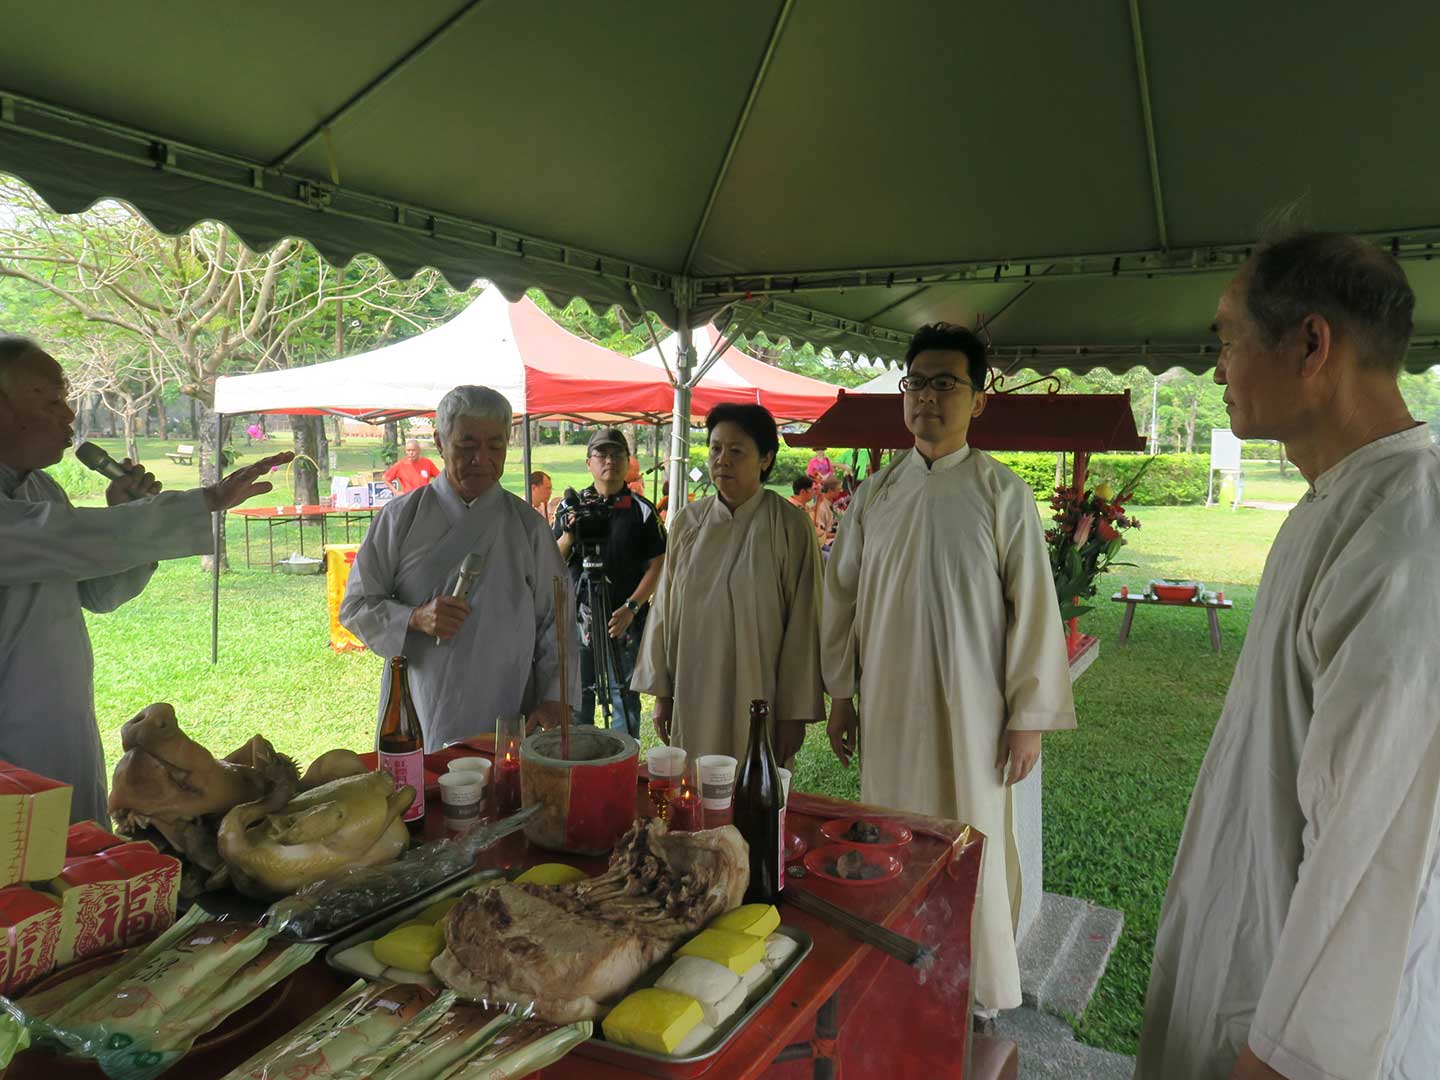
[0,767,72,887]
[373,923,445,973]
[602,988,703,1055]
[677,928,765,974]
[418,896,462,924]
[514,863,587,886]
[709,904,780,939]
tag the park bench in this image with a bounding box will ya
[1112,588,1234,653]
[165,444,196,465]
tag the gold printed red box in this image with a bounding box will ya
[0,763,72,887]
[0,886,63,994]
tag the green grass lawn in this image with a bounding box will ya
[71,437,1290,1057]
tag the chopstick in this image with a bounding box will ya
[554,576,571,761]
[783,888,937,973]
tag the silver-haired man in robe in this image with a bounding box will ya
[341,385,576,747]
[0,334,290,823]
[1138,234,1440,1080]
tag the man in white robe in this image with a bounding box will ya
[1138,233,1440,1080]
[0,335,291,823]
[822,323,1076,1021]
[341,385,575,748]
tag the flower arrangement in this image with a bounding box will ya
[1046,459,1153,625]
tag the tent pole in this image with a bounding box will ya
[521,414,533,503]
[210,411,223,665]
[667,309,694,507]
[651,421,661,505]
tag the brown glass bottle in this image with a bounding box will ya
[733,699,783,902]
[377,655,426,830]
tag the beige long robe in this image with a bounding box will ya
[631,488,823,761]
[1138,425,1440,1080]
[822,446,1076,1010]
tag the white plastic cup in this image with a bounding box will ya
[698,754,738,811]
[439,771,486,833]
[646,746,687,779]
[778,767,792,805]
[447,757,492,781]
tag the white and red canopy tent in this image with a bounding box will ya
[214,287,745,425]
[629,323,842,423]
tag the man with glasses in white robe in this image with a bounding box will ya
[822,323,1076,1031]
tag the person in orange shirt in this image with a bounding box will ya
[625,453,645,496]
[384,439,441,494]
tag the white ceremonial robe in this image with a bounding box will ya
[822,446,1076,1010]
[1138,425,1440,1080]
[0,463,213,824]
[632,488,823,761]
[340,474,576,749]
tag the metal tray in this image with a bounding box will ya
[324,869,505,982]
[574,925,813,1079]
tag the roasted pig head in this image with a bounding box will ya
[434,820,749,1021]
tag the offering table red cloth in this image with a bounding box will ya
[6,745,982,1079]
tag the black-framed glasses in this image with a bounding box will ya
[589,447,627,461]
[899,373,974,394]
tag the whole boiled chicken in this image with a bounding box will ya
[217,770,415,899]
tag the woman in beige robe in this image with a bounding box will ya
[632,404,823,763]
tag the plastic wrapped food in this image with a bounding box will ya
[266,836,478,940]
[220,981,453,1080]
[437,1016,591,1079]
[365,999,523,1080]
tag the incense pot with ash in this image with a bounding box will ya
[518,577,640,855]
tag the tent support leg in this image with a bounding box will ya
[521,414,533,503]
[667,316,694,507]
[210,411,223,665]
[651,421,661,505]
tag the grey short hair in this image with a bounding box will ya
[435,385,513,444]
[0,334,45,392]
[1244,232,1415,373]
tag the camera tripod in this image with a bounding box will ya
[577,545,622,729]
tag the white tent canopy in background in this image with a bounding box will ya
[854,367,902,394]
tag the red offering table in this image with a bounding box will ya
[7,744,982,1079]
[228,505,379,569]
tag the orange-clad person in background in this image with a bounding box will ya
[384,439,441,494]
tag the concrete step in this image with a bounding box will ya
[1018,892,1124,1020]
[996,1007,1134,1080]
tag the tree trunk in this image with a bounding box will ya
[1184,393,1198,453]
[383,421,398,459]
[557,421,568,446]
[155,395,168,441]
[292,415,323,505]
[190,397,199,439]
[1276,442,1289,476]
[198,401,229,573]
[329,413,344,447]
[122,410,140,463]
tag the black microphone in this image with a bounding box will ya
[74,441,129,481]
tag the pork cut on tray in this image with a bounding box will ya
[433,819,749,1022]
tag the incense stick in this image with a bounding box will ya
[554,576,571,761]
[783,887,937,972]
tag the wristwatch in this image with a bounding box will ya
[624,599,642,615]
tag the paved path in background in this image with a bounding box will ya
[1241,500,1297,511]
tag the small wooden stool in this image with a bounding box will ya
[1111,591,1235,653]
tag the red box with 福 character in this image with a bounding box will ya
[0,886,63,994]
[42,842,180,966]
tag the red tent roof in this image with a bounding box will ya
[784,391,1146,453]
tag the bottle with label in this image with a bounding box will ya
[733,699,783,902]
[377,655,426,830]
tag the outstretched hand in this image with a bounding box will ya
[203,451,296,513]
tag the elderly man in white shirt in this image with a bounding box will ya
[341,385,575,748]
[0,334,290,823]
[1137,233,1440,1080]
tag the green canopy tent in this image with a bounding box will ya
[4,0,1440,509]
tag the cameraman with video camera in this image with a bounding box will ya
[553,428,666,737]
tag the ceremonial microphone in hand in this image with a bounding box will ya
[438,553,484,646]
[74,441,129,481]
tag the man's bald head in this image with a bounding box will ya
[0,334,52,393]
[0,335,75,472]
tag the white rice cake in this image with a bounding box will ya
[763,932,799,972]
[739,959,773,1002]
[700,980,747,1028]
[656,955,741,1005]
[333,941,386,979]
[672,1020,715,1057]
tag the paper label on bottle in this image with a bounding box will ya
[379,750,426,822]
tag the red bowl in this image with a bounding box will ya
[803,843,904,886]
[819,817,913,850]
[1152,582,1198,603]
[785,831,808,863]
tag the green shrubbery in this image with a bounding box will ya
[44,453,108,500]
[990,451,1210,505]
[687,445,817,485]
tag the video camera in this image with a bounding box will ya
[563,487,633,551]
